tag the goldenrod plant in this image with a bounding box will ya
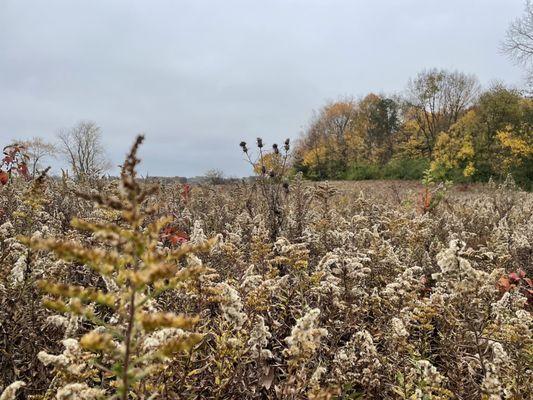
[19,136,213,399]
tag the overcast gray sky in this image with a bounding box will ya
[0,0,526,177]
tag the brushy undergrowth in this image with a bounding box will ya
[1,137,532,399]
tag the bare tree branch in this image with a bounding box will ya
[58,121,110,180]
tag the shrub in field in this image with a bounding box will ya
[0,143,30,185]
[343,158,431,181]
[382,157,430,180]
[343,162,382,180]
[240,137,291,240]
[418,168,452,214]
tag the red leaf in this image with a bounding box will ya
[498,276,511,291]
[17,164,29,178]
[181,184,191,203]
[0,171,8,185]
[169,231,189,245]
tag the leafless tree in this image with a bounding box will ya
[22,137,58,178]
[204,168,225,184]
[406,69,480,156]
[58,121,110,179]
[503,1,533,90]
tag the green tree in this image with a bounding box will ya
[359,94,400,165]
[432,84,533,186]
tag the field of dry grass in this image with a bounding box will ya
[1,141,532,399]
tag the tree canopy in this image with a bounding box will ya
[294,71,532,189]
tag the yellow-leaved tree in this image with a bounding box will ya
[431,110,478,178]
[495,125,533,173]
[430,86,532,185]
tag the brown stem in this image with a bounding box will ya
[122,289,136,400]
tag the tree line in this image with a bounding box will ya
[292,71,532,188]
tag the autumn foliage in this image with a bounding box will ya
[294,72,532,189]
[0,143,30,185]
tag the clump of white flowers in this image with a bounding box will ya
[332,329,382,389]
[0,221,14,238]
[381,266,424,306]
[55,383,105,400]
[37,338,88,376]
[142,328,187,353]
[248,316,272,359]
[284,308,328,364]
[216,282,247,329]
[0,381,25,400]
[391,317,409,339]
[9,254,26,285]
[308,365,327,391]
[412,360,447,399]
[481,340,513,399]
[190,219,208,245]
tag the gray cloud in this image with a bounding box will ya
[0,0,525,176]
